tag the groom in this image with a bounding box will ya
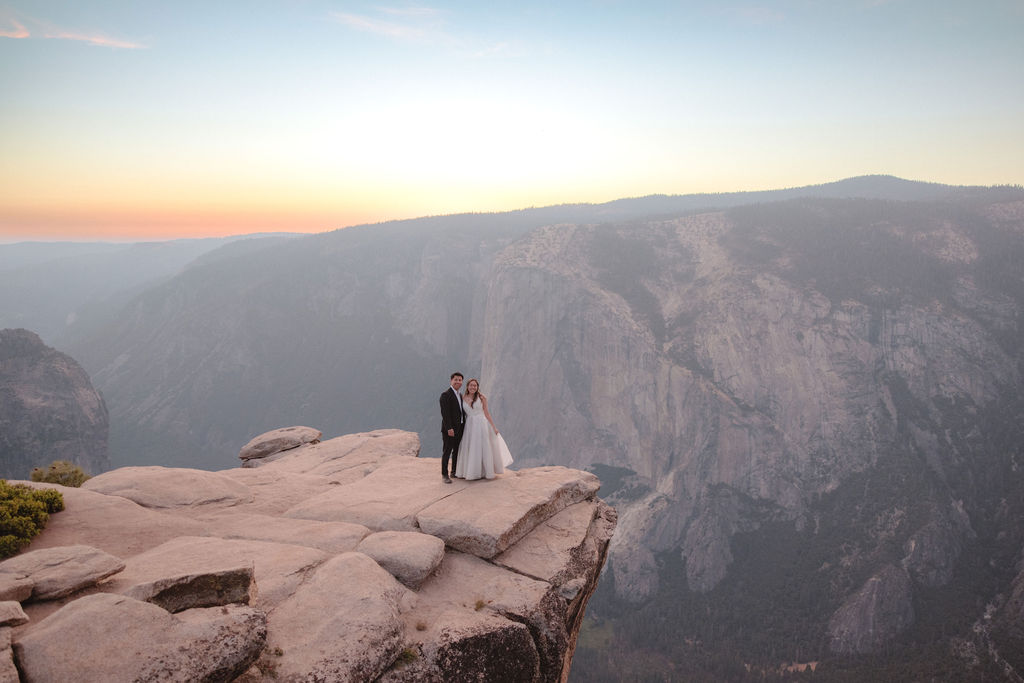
[439,372,464,484]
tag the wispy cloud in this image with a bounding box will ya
[0,18,29,38]
[0,15,145,48]
[41,29,145,49]
[330,5,449,43]
[377,6,442,19]
[329,5,522,58]
[330,11,431,40]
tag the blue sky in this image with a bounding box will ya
[1,1,1022,240]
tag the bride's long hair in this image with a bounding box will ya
[464,378,483,407]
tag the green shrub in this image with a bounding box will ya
[0,480,65,558]
[32,488,65,513]
[394,648,418,667]
[29,460,91,487]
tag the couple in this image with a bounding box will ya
[440,372,514,484]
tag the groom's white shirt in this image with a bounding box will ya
[451,386,463,418]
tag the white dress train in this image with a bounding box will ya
[455,397,513,480]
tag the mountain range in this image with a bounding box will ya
[3,175,1023,680]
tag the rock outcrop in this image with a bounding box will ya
[356,531,446,589]
[0,328,109,479]
[81,465,254,508]
[0,628,16,683]
[2,428,615,682]
[13,594,266,683]
[0,545,125,601]
[480,196,1024,667]
[827,564,915,654]
[238,426,322,466]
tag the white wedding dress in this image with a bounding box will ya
[455,397,513,480]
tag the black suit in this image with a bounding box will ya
[440,387,464,477]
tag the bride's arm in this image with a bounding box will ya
[481,395,499,434]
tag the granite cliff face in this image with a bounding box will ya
[482,195,1024,674]
[0,329,109,478]
[60,178,961,471]
[2,428,614,682]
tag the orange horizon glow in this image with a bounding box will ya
[2,2,1022,243]
[4,166,1022,243]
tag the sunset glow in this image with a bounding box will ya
[2,1,1022,241]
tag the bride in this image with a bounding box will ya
[455,378,513,480]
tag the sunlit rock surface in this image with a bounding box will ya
[3,428,615,682]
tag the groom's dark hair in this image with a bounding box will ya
[450,372,464,380]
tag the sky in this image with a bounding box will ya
[1,1,1023,242]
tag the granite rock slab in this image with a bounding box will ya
[82,466,253,509]
[123,562,255,613]
[263,552,415,682]
[197,511,371,554]
[103,536,327,611]
[416,466,600,558]
[256,429,419,479]
[12,593,266,683]
[0,545,125,601]
[284,457,469,530]
[0,603,27,628]
[238,425,321,463]
[0,628,15,683]
[10,482,207,559]
[357,530,445,589]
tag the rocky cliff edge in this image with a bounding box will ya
[0,428,616,682]
[0,328,109,479]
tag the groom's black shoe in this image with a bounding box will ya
[443,475,452,484]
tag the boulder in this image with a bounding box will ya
[429,613,540,681]
[284,457,469,530]
[494,496,617,672]
[0,603,27,628]
[123,562,254,613]
[0,578,31,603]
[0,545,124,601]
[379,610,541,682]
[81,466,253,508]
[258,429,420,479]
[828,564,915,654]
[12,593,266,682]
[238,426,321,463]
[103,536,326,611]
[494,501,600,584]
[197,511,371,554]
[416,466,601,558]
[263,552,415,682]
[357,531,446,589]
[0,628,16,683]
[410,550,568,681]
